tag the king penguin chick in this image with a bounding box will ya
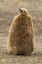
[7,8,34,55]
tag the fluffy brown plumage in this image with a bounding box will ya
[7,8,34,55]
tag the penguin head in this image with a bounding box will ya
[19,8,28,15]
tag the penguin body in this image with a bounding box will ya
[7,8,34,55]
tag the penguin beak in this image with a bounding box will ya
[19,9,23,12]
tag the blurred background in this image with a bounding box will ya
[0,0,42,64]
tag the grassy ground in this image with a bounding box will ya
[0,0,42,64]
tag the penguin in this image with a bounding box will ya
[7,8,34,55]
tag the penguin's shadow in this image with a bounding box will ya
[5,51,42,57]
